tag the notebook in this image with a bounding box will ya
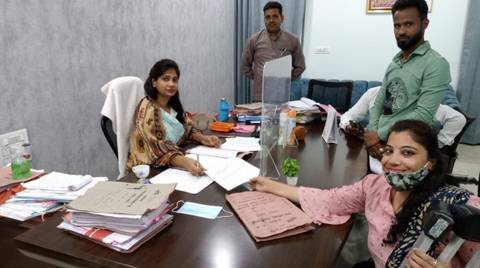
[226,191,314,242]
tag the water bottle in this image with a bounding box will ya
[287,109,297,146]
[217,98,230,122]
[10,146,31,179]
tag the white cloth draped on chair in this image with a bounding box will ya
[101,76,144,179]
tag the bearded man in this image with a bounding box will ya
[364,0,451,159]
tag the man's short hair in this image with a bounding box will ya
[263,1,283,16]
[391,0,428,20]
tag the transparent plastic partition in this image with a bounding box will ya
[259,55,291,177]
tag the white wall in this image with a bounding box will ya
[303,0,469,89]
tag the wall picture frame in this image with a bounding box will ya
[366,0,433,14]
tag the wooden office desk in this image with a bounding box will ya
[15,122,367,268]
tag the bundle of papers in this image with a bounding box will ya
[288,97,322,112]
[226,191,314,242]
[58,214,173,253]
[233,102,262,116]
[151,141,260,193]
[0,171,107,221]
[58,182,176,253]
[220,137,261,152]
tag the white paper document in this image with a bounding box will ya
[288,97,320,111]
[185,154,229,170]
[187,146,238,159]
[14,177,108,201]
[22,172,93,191]
[221,137,261,152]
[322,105,338,144]
[149,168,213,194]
[205,158,260,191]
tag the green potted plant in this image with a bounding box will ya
[282,158,300,186]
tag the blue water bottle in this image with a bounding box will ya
[217,98,230,122]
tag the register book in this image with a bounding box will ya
[226,191,314,242]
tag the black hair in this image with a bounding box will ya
[263,1,283,16]
[144,59,185,124]
[391,0,428,20]
[383,119,447,244]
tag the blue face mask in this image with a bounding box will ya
[172,201,232,219]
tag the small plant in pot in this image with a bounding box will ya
[282,158,300,186]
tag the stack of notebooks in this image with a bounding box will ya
[0,171,107,221]
[58,182,176,253]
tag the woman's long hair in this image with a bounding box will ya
[144,59,185,124]
[383,119,448,244]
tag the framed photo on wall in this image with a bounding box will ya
[366,0,433,14]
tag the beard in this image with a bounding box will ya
[396,30,423,51]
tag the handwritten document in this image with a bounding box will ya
[226,191,314,242]
[67,182,176,215]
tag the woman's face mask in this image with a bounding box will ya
[385,163,430,191]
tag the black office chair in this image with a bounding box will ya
[307,79,353,113]
[440,108,475,174]
[101,116,118,158]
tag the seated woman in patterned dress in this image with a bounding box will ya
[127,59,220,175]
[250,119,479,268]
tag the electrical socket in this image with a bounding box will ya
[314,46,331,54]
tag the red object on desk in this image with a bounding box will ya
[0,185,24,205]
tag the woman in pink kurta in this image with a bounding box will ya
[251,120,479,268]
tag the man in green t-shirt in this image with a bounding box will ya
[365,0,450,159]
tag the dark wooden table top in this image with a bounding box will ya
[14,122,367,268]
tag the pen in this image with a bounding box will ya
[196,154,200,178]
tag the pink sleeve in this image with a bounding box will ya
[298,174,379,225]
[453,195,480,267]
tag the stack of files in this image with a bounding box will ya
[237,115,263,124]
[14,172,108,202]
[288,97,322,113]
[58,182,176,253]
[226,191,314,242]
[0,172,107,221]
[233,102,262,116]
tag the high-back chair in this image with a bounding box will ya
[100,76,144,179]
[101,116,117,157]
[307,79,353,112]
[440,108,476,173]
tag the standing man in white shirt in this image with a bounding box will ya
[240,1,305,101]
[340,86,466,148]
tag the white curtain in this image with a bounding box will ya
[457,0,480,144]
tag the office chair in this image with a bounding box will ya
[101,116,118,158]
[440,108,475,173]
[307,79,353,112]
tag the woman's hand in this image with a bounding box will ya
[406,249,451,268]
[172,156,205,176]
[249,176,276,192]
[249,176,300,203]
[200,135,221,148]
